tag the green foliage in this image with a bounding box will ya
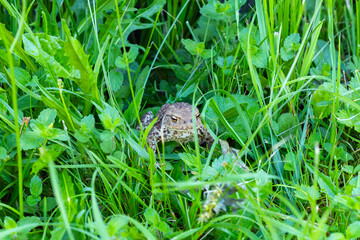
[280,33,301,61]
[181,39,213,59]
[1,0,360,239]
[20,109,68,150]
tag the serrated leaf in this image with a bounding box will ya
[20,131,44,150]
[178,153,198,169]
[62,20,99,104]
[30,175,43,196]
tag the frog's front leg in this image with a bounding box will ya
[198,125,214,147]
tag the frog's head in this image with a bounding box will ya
[160,102,202,131]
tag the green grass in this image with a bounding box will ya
[1,0,360,239]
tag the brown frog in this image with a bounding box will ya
[137,102,214,154]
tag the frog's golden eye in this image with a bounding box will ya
[196,113,200,118]
[171,115,177,122]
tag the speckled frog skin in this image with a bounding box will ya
[137,102,214,153]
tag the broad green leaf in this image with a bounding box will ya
[31,145,64,175]
[74,114,95,143]
[346,221,360,238]
[277,113,297,137]
[178,153,198,169]
[144,208,159,225]
[100,139,114,154]
[238,27,268,68]
[181,39,212,59]
[115,45,139,69]
[30,175,43,196]
[23,34,71,78]
[109,70,124,92]
[200,0,244,21]
[156,221,170,233]
[107,216,129,236]
[4,216,17,229]
[35,108,57,127]
[284,152,297,171]
[13,67,31,86]
[99,105,123,131]
[294,185,320,201]
[328,233,345,240]
[0,147,7,160]
[17,216,41,235]
[39,197,58,212]
[283,33,300,50]
[20,131,44,150]
[311,83,334,119]
[206,94,259,142]
[26,195,41,206]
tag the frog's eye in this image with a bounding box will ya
[171,115,178,123]
[196,113,200,118]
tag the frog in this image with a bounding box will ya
[137,102,214,154]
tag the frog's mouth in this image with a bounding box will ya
[165,124,202,131]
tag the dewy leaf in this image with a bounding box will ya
[30,175,43,196]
